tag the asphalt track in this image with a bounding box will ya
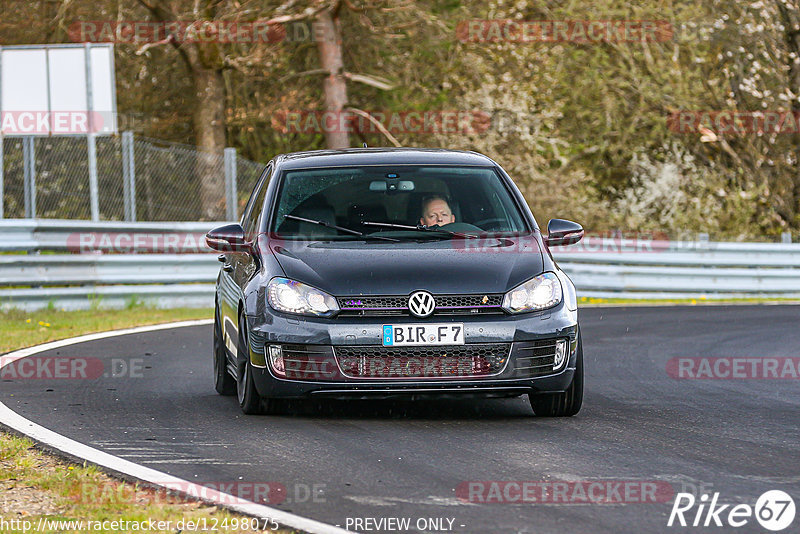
[1,305,799,533]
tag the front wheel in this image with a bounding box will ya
[213,304,235,395]
[236,312,264,414]
[529,332,584,417]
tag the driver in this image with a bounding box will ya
[419,195,455,227]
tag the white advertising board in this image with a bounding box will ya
[0,43,117,136]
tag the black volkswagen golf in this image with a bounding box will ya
[206,148,585,416]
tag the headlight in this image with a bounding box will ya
[554,269,577,311]
[502,272,563,313]
[267,277,339,317]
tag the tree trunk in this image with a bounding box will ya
[316,7,350,149]
[193,66,228,220]
[778,2,800,227]
[789,26,800,228]
[136,0,229,220]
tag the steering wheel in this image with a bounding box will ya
[472,218,506,231]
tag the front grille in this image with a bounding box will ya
[337,294,504,317]
[513,339,561,378]
[333,343,510,378]
[339,296,406,309]
[281,344,335,380]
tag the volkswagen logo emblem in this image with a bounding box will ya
[408,290,436,318]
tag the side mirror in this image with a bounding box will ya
[206,223,250,253]
[544,219,584,246]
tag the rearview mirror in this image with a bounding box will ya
[544,219,584,246]
[206,223,251,253]
[369,180,415,192]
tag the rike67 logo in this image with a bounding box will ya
[668,490,795,531]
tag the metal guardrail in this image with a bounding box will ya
[0,219,221,253]
[551,237,800,298]
[0,255,217,286]
[1,284,217,312]
[1,220,799,310]
[0,219,222,310]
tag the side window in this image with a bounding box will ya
[242,164,273,241]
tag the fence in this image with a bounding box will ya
[0,133,265,222]
[1,220,799,311]
[554,241,800,299]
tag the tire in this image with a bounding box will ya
[213,304,235,395]
[236,311,265,414]
[529,332,584,417]
[235,311,282,415]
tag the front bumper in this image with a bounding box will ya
[245,302,579,399]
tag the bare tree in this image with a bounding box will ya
[265,0,398,149]
[315,2,349,148]
[137,0,228,220]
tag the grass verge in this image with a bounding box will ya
[0,307,212,354]
[0,306,294,533]
[578,296,800,306]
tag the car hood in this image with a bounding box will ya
[267,237,544,296]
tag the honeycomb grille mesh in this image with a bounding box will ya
[337,294,504,316]
[334,343,510,378]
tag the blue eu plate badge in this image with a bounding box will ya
[383,325,394,346]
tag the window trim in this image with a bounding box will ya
[241,162,273,241]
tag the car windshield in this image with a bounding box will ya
[270,165,529,240]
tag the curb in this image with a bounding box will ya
[0,319,352,534]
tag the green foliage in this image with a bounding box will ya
[124,295,144,310]
[1,0,798,239]
[88,293,103,311]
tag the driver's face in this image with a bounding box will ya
[420,199,455,227]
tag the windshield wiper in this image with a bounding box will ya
[361,221,478,239]
[284,214,399,242]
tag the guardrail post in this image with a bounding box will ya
[23,136,36,218]
[84,43,100,222]
[697,232,709,250]
[781,232,792,244]
[0,46,3,219]
[224,147,238,221]
[122,131,136,221]
[0,135,4,219]
[87,134,99,221]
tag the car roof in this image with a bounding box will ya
[274,147,497,170]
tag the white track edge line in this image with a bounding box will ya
[0,320,352,534]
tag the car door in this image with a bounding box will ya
[220,164,273,351]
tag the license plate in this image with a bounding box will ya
[382,323,464,346]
